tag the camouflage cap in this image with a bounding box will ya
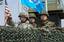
[40,13,49,17]
[29,13,36,18]
[18,12,29,18]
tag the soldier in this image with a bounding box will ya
[18,13,31,29]
[29,13,37,28]
[5,12,32,29]
[40,14,56,29]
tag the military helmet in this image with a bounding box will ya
[18,12,29,18]
[40,13,49,17]
[29,13,36,18]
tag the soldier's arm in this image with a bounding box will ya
[6,16,15,27]
[47,21,56,27]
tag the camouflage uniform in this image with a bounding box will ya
[5,12,33,29]
[29,24,37,28]
[41,20,55,28]
[40,20,56,32]
[5,14,15,27]
[18,21,32,29]
[29,13,37,28]
[40,14,56,31]
[17,13,32,29]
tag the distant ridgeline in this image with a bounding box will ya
[0,26,64,42]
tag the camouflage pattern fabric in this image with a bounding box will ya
[18,23,32,29]
[40,20,56,32]
[41,20,56,28]
[29,24,37,28]
[7,20,15,27]
[0,26,64,42]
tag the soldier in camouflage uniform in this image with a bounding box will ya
[18,13,31,29]
[5,12,33,29]
[40,14,56,29]
[29,13,37,28]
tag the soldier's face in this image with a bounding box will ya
[29,18,35,23]
[20,17,27,23]
[41,15,48,21]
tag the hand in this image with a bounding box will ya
[5,7,12,26]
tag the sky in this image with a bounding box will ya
[0,0,20,26]
[7,0,20,23]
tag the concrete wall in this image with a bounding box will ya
[48,0,60,11]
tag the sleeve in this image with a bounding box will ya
[47,21,56,27]
[6,17,15,27]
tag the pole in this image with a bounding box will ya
[4,0,7,26]
[45,0,48,14]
